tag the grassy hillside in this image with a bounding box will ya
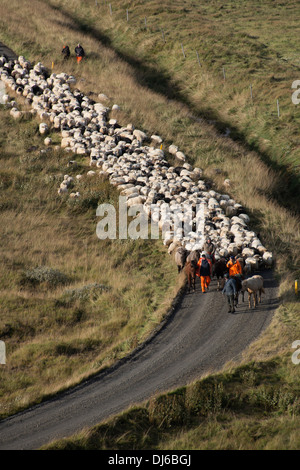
[0,107,180,416]
[0,0,299,448]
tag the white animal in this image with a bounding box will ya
[241,275,265,309]
[39,122,49,135]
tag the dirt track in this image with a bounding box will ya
[0,270,278,450]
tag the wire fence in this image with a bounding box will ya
[89,1,298,119]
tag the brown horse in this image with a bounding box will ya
[184,260,198,293]
[233,274,245,306]
[213,257,227,290]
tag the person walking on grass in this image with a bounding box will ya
[75,43,85,63]
[197,252,212,293]
[222,273,237,313]
[61,45,70,60]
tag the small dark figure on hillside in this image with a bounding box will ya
[222,273,237,313]
[62,45,70,60]
[75,43,85,63]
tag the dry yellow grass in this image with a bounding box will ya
[0,106,179,416]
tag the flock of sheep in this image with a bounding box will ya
[0,55,274,280]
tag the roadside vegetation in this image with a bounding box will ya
[44,356,300,450]
[0,0,299,449]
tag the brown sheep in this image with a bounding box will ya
[174,246,188,273]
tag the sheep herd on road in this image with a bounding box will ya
[0,55,273,308]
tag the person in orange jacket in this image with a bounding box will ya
[61,45,70,60]
[226,256,242,277]
[197,253,212,293]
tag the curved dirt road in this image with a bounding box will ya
[0,270,278,449]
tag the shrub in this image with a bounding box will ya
[20,266,71,288]
[248,386,300,414]
[185,380,227,416]
[148,390,187,428]
[62,283,111,302]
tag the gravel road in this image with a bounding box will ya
[0,270,278,450]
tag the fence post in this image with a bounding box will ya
[277,99,280,117]
[196,51,201,67]
[0,341,5,365]
[181,43,186,58]
[109,3,112,15]
[223,66,226,81]
[126,9,129,22]
[250,84,253,102]
[161,29,166,43]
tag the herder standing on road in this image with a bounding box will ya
[222,273,237,313]
[197,253,212,293]
[75,43,85,63]
[226,256,242,277]
[203,237,215,262]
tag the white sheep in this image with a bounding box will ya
[0,55,275,275]
[241,275,265,309]
[168,144,178,155]
[263,251,274,267]
[175,151,186,162]
[39,122,49,135]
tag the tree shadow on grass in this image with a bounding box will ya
[48,2,300,215]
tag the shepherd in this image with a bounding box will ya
[75,43,85,63]
[61,45,70,60]
[222,273,237,313]
[197,252,212,293]
[203,237,216,263]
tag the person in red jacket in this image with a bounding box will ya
[197,253,212,293]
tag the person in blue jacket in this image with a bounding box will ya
[222,273,237,313]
